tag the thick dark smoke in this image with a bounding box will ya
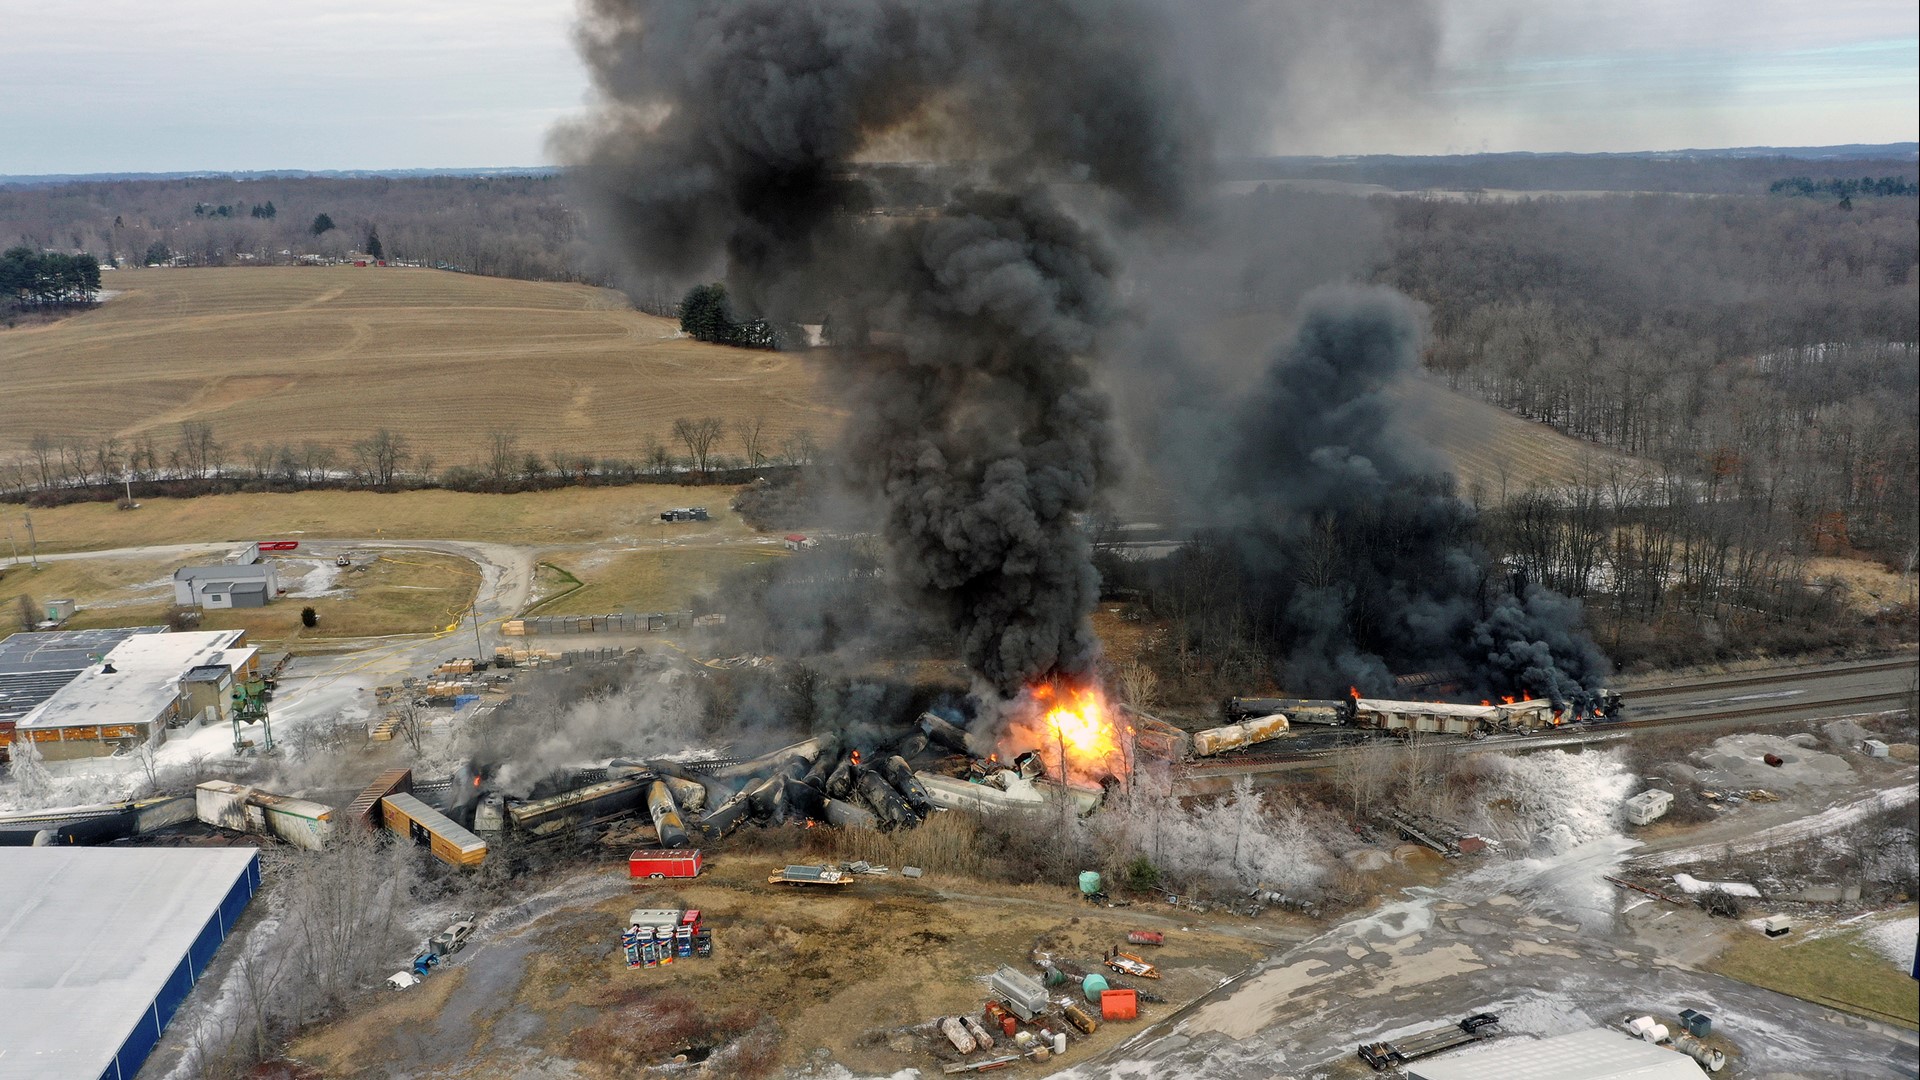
[560,0,1215,696]
[1163,285,1608,704]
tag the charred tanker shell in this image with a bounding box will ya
[919,712,972,755]
[894,732,929,760]
[879,755,934,816]
[646,780,690,849]
[775,754,811,784]
[658,773,708,813]
[782,777,829,822]
[745,774,789,822]
[823,797,879,830]
[701,789,753,837]
[801,737,842,790]
[825,755,860,800]
[856,769,918,830]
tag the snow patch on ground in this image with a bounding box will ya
[1690,733,1856,790]
[1862,916,1918,973]
[1672,873,1760,898]
[1472,749,1635,854]
[284,558,343,597]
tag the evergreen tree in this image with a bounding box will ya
[365,227,384,259]
[311,213,336,236]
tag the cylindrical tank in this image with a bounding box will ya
[822,797,879,830]
[744,774,788,822]
[782,777,828,822]
[801,742,841,790]
[1082,972,1109,1003]
[659,774,706,813]
[825,756,859,799]
[855,769,916,828]
[1670,1033,1726,1072]
[879,755,934,815]
[646,780,689,848]
[1079,871,1103,895]
[701,790,753,836]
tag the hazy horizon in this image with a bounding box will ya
[0,0,1914,174]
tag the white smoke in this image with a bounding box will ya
[1085,776,1329,893]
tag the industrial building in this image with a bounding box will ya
[0,627,167,750]
[172,561,280,609]
[0,846,261,1080]
[0,628,257,760]
[1408,1028,1708,1080]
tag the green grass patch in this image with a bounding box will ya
[1710,920,1920,1029]
[535,546,784,616]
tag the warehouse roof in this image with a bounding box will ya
[174,563,273,582]
[0,847,260,1080]
[0,627,167,721]
[17,630,246,732]
[1409,1029,1705,1080]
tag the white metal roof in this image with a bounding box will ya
[1409,1029,1706,1080]
[0,847,259,1080]
[17,630,245,732]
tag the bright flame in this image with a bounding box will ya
[1002,679,1129,786]
[850,749,862,767]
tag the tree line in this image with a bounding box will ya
[0,174,589,283]
[0,246,100,310]
[1769,175,1918,199]
[1379,192,1918,567]
[0,417,819,504]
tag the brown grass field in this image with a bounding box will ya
[533,545,789,616]
[6,485,751,555]
[1,549,478,643]
[0,266,843,462]
[2,268,1646,502]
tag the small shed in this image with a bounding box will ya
[1863,739,1889,758]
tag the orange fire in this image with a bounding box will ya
[850,749,862,767]
[1002,679,1129,786]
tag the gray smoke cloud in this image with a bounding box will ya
[1152,284,1609,705]
[558,0,1220,696]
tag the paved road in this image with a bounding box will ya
[1062,838,1919,1080]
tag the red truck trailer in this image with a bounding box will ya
[630,848,702,879]
[257,540,300,551]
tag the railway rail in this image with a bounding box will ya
[1622,656,1914,699]
[1177,656,1913,787]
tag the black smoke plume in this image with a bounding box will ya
[1158,285,1609,705]
[560,0,1214,696]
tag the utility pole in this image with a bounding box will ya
[23,513,38,570]
[471,603,486,661]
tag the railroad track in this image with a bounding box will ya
[1622,656,1915,700]
[1178,686,1912,782]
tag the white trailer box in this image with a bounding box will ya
[1623,789,1674,826]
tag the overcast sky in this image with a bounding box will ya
[0,0,1913,174]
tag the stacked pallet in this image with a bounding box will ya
[369,712,404,741]
[435,659,477,676]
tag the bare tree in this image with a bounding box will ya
[485,429,519,486]
[1116,659,1160,712]
[735,414,769,467]
[390,699,426,755]
[672,416,725,475]
[178,420,221,478]
[780,427,819,468]
[1328,743,1394,819]
[351,429,410,487]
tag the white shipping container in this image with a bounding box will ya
[195,780,255,834]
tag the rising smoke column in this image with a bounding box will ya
[559,0,1209,696]
[1194,285,1609,705]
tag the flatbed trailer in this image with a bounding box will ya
[1358,1013,1499,1071]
